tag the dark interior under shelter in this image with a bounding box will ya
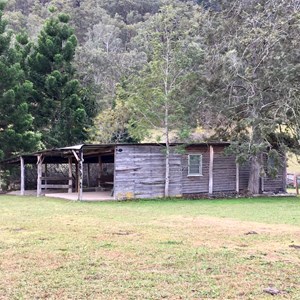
[1,144,116,200]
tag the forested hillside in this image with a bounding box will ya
[1,0,299,193]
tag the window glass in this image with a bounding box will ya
[188,154,202,175]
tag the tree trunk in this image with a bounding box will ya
[247,155,261,194]
[164,105,170,197]
[165,143,170,197]
[247,119,264,195]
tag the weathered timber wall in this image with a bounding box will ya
[239,163,250,191]
[114,145,182,199]
[237,157,286,193]
[263,155,286,193]
[181,146,210,194]
[263,174,285,192]
[182,145,238,194]
[114,144,286,199]
[213,147,236,192]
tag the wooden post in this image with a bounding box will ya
[282,154,287,193]
[75,163,78,192]
[236,163,239,193]
[260,153,264,194]
[208,145,214,195]
[37,155,43,197]
[87,163,91,187]
[261,176,264,193]
[68,157,72,193]
[78,150,84,201]
[44,163,48,191]
[20,156,25,196]
[296,176,299,195]
[98,156,102,187]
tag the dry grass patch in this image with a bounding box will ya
[0,196,299,299]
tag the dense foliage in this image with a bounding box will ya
[0,2,97,156]
[0,1,41,159]
[1,0,299,193]
[28,12,96,147]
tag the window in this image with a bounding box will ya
[188,154,202,176]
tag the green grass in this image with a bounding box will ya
[0,196,300,299]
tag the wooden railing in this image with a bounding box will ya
[41,176,72,190]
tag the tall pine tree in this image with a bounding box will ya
[0,1,41,159]
[28,11,96,147]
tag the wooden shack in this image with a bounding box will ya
[114,143,286,199]
[1,143,286,200]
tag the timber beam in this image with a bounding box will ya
[208,145,214,195]
[36,154,44,197]
[20,156,25,196]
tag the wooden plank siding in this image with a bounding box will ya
[212,147,236,192]
[263,175,285,193]
[113,144,286,199]
[237,158,286,193]
[263,154,286,193]
[182,146,210,194]
[239,163,250,191]
[114,145,182,199]
[182,145,238,194]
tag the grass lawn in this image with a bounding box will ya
[0,196,299,299]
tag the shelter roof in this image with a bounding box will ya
[0,142,230,165]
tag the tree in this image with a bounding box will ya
[196,0,300,193]
[28,11,96,147]
[88,98,138,143]
[76,10,147,141]
[118,3,203,196]
[101,0,162,23]
[0,1,41,159]
[75,11,147,108]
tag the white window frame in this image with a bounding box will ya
[188,154,203,176]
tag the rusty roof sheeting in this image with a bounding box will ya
[0,142,230,165]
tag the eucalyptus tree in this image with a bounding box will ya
[196,0,300,193]
[101,0,162,22]
[117,2,204,196]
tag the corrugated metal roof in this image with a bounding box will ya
[57,144,85,150]
[0,142,231,165]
